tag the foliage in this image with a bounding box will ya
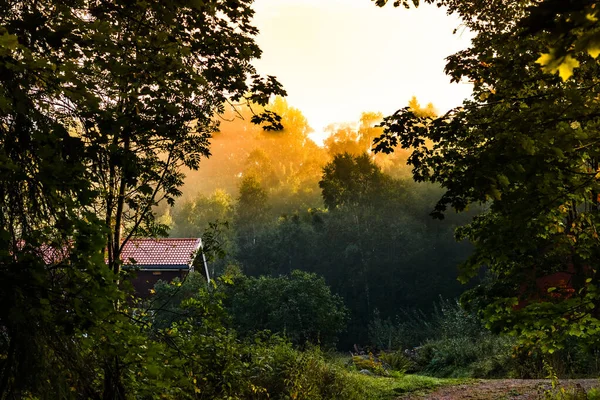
[373,0,600,353]
[368,298,485,351]
[145,272,210,330]
[543,386,600,400]
[521,1,600,81]
[224,271,349,348]
[324,113,383,157]
[248,338,372,400]
[540,360,600,400]
[168,190,236,275]
[233,175,272,264]
[509,341,600,379]
[0,0,285,396]
[368,298,517,378]
[415,335,515,378]
[368,299,600,379]
[0,219,117,396]
[144,278,473,398]
[150,270,349,347]
[171,189,234,238]
[378,351,414,374]
[318,153,470,345]
[320,152,391,210]
[166,100,474,349]
[182,96,327,213]
[233,153,472,346]
[147,276,375,400]
[156,286,260,399]
[351,353,389,376]
[368,308,436,351]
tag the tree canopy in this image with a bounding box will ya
[374,0,600,351]
[0,0,284,396]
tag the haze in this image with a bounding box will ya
[252,0,474,143]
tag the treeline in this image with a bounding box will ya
[160,97,474,347]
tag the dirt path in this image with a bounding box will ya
[400,379,599,400]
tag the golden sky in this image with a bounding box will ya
[251,0,473,143]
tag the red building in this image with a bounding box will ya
[121,238,208,297]
[515,264,591,310]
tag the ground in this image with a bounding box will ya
[398,379,600,400]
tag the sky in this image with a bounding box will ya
[251,0,474,144]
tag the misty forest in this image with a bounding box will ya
[3,0,600,399]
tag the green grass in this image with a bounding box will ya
[343,372,469,399]
[323,353,469,399]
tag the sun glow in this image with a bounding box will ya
[251,0,473,145]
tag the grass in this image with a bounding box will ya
[340,371,469,399]
[324,353,470,399]
[542,385,600,400]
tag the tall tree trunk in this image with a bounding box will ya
[103,356,126,400]
[0,335,15,399]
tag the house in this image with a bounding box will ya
[32,237,208,297]
[121,238,209,297]
[514,263,591,310]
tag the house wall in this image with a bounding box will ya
[131,270,188,298]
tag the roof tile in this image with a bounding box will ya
[121,238,201,268]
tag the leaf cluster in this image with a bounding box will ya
[372,0,600,351]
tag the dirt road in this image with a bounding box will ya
[400,379,599,400]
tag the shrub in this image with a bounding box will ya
[509,342,600,379]
[369,297,520,378]
[414,334,515,378]
[368,298,486,352]
[379,350,414,374]
[225,270,349,348]
[147,276,363,399]
[368,308,435,351]
[147,272,210,330]
[248,337,370,400]
[351,353,389,376]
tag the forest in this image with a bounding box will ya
[2,0,600,399]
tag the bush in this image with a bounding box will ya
[248,337,371,400]
[368,298,486,352]
[368,297,520,378]
[145,274,364,399]
[379,350,414,374]
[350,353,389,376]
[509,342,600,379]
[415,334,515,378]
[224,270,349,348]
[413,335,600,379]
[147,272,210,330]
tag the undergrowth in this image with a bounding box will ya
[368,297,600,379]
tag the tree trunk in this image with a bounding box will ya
[103,356,126,400]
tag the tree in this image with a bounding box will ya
[224,271,349,348]
[0,0,284,397]
[182,96,326,214]
[519,0,600,80]
[229,150,472,346]
[374,0,600,351]
[234,175,270,262]
[171,189,234,238]
[324,112,385,158]
[407,96,437,118]
[320,152,391,210]
[323,111,417,179]
[320,154,419,344]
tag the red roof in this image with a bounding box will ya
[121,238,202,269]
